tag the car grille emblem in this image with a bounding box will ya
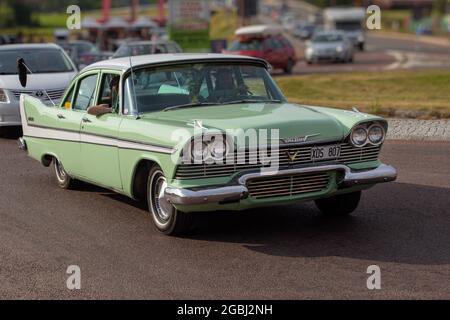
[286,150,301,162]
[35,91,44,98]
[282,133,320,144]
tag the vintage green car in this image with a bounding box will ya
[17,54,397,235]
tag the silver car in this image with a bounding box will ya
[305,31,354,64]
[0,43,77,127]
[112,40,182,59]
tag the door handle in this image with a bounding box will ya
[82,117,91,123]
[57,114,65,119]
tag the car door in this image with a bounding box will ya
[50,79,87,176]
[79,70,123,191]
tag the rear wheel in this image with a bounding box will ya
[147,165,193,236]
[315,191,361,216]
[284,58,294,74]
[52,158,77,189]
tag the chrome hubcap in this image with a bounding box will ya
[152,173,173,223]
[55,160,67,182]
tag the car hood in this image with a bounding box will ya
[0,72,77,90]
[142,103,347,147]
[310,42,343,50]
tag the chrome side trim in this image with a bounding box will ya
[165,164,397,206]
[19,95,176,155]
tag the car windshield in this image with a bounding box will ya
[229,38,263,51]
[123,62,285,115]
[335,21,362,31]
[312,34,343,42]
[0,48,74,74]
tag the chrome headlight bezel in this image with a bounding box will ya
[350,125,368,147]
[367,123,386,146]
[349,122,386,148]
[187,133,231,164]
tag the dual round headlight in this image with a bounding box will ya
[350,124,385,147]
[190,135,229,162]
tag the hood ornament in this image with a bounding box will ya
[282,133,320,144]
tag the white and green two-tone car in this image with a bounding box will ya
[17,54,397,235]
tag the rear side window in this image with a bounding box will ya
[278,36,293,48]
[73,74,98,111]
[229,38,262,51]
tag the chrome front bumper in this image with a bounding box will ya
[165,164,397,206]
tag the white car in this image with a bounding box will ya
[0,43,77,127]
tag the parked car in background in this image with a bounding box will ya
[224,25,297,74]
[17,53,396,235]
[112,40,183,58]
[293,23,316,40]
[59,40,103,69]
[0,43,77,127]
[305,31,354,64]
[323,7,366,51]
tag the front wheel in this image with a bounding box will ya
[52,158,77,189]
[147,165,193,236]
[314,191,361,216]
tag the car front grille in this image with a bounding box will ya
[247,171,331,199]
[11,88,66,102]
[174,142,381,180]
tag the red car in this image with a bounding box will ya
[224,25,297,74]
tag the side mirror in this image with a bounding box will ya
[17,58,28,88]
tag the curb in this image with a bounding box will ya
[387,118,450,142]
[369,31,450,48]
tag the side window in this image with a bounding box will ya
[240,66,270,98]
[154,44,167,54]
[73,74,98,111]
[264,38,276,50]
[62,85,75,109]
[278,36,292,49]
[271,38,283,49]
[98,73,120,113]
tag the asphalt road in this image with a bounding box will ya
[0,128,449,299]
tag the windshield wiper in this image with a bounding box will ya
[162,102,220,112]
[222,99,282,105]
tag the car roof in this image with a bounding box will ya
[83,53,269,72]
[235,25,282,37]
[121,40,176,46]
[0,43,62,51]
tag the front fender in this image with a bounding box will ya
[307,105,388,135]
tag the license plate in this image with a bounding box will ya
[311,144,341,161]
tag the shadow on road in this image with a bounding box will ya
[178,182,450,266]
